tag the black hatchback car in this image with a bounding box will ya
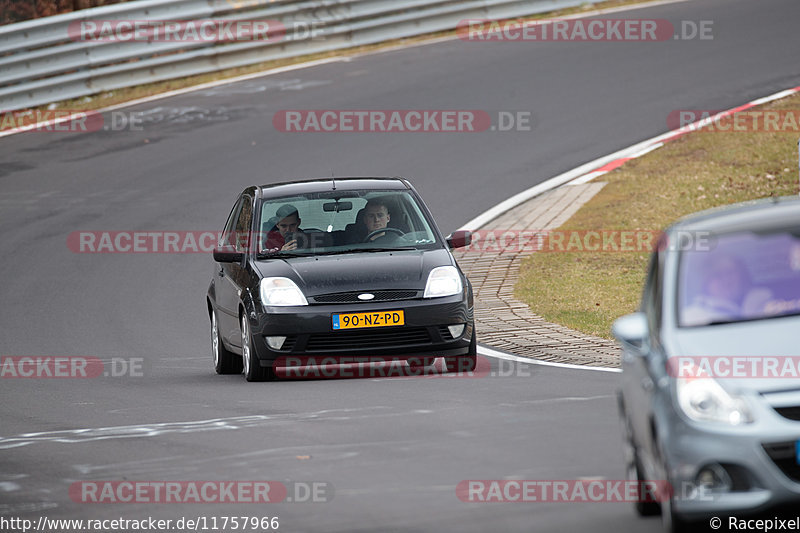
[207,177,476,381]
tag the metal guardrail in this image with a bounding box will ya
[0,0,586,111]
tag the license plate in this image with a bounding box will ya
[796,440,800,465]
[332,310,404,330]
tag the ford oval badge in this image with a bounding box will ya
[358,293,375,301]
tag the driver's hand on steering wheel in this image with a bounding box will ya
[363,227,405,243]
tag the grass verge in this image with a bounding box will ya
[515,92,800,339]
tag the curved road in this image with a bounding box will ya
[2,0,800,531]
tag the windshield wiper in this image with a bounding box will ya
[704,319,741,326]
[335,247,417,254]
[256,251,316,259]
[704,311,800,326]
[294,247,417,256]
[359,247,417,252]
[258,247,418,259]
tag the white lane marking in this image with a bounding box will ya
[478,345,621,373]
[0,406,424,449]
[0,482,21,492]
[499,394,615,407]
[749,88,800,106]
[0,415,271,449]
[568,170,608,186]
[72,439,419,477]
[0,502,58,514]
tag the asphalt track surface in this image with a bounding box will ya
[2,0,800,531]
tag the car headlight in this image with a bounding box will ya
[424,266,463,298]
[260,277,308,307]
[676,366,753,425]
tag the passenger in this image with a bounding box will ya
[263,204,304,252]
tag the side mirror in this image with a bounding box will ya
[612,312,648,350]
[446,230,472,249]
[213,245,244,263]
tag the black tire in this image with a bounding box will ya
[620,412,661,517]
[633,458,662,516]
[652,437,693,532]
[241,314,274,382]
[660,490,690,533]
[212,309,243,375]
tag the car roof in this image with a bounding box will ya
[255,177,412,199]
[668,195,800,234]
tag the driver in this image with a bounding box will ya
[263,204,304,252]
[682,253,772,326]
[363,198,392,241]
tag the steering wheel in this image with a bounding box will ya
[363,227,405,242]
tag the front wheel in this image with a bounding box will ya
[241,314,274,382]
[660,490,690,533]
[212,310,243,375]
[619,407,660,517]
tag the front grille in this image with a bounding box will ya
[305,327,431,351]
[280,336,297,352]
[774,406,800,421]
[311,290,419,304]
[718,463,753,491]
[762,442,800,483]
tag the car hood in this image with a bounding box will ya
[666,314,800,394]
[255,248,454,297]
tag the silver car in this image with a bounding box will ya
[614,196,800,531]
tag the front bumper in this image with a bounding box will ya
[247,295,474,365]
[657,399,800,519]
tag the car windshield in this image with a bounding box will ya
[256,189,440,258]
[678,228,800,327]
